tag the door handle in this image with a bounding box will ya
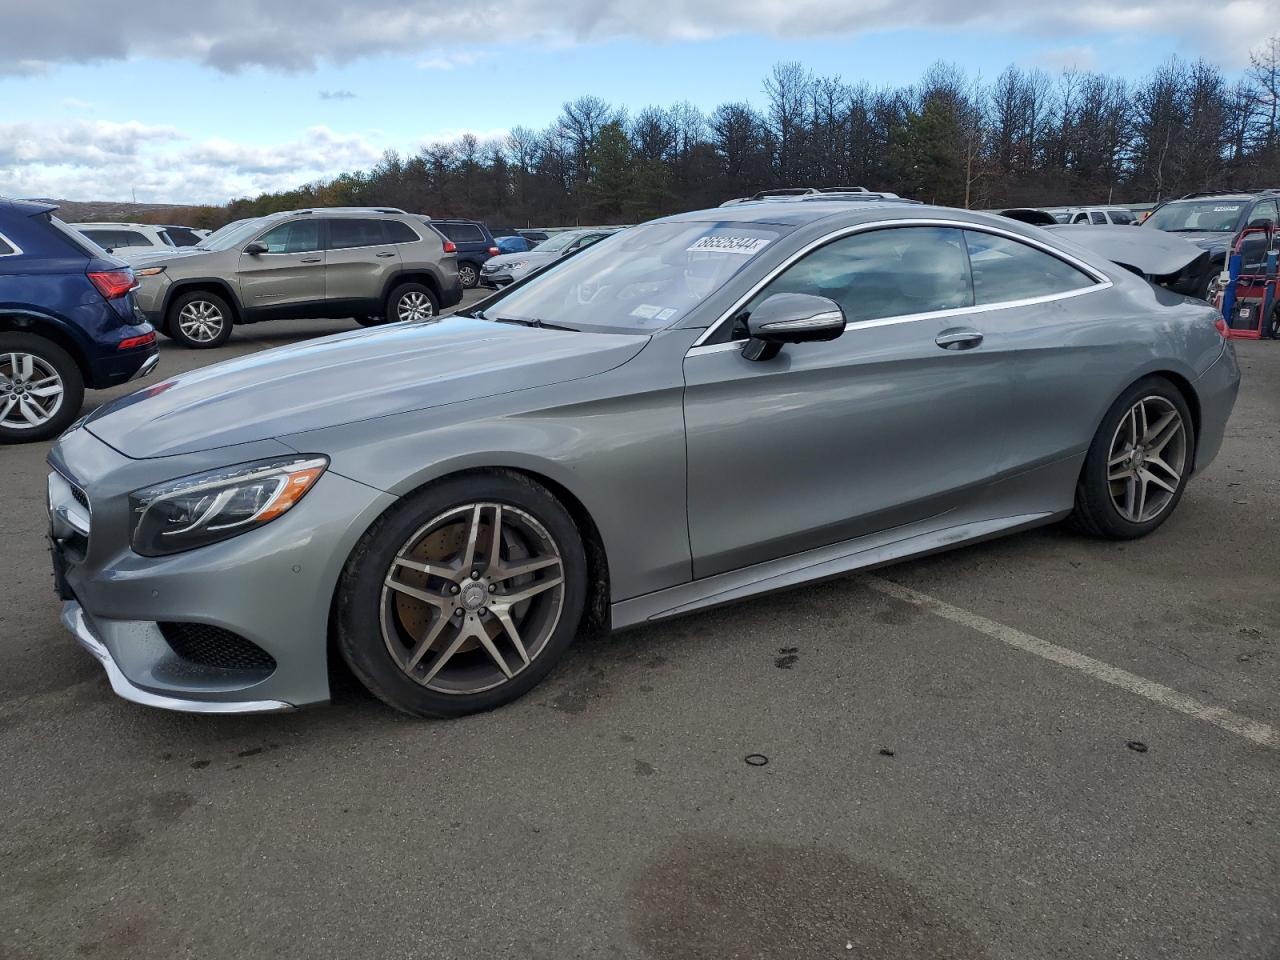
[375,252,396,258]
[935,328,984,350]
[300,257,322,263]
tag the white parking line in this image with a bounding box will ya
[865,576,1278,750]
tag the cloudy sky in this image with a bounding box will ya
[0,0,1274,205]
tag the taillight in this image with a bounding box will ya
[442,240,457,253]
[88,269,138,300]
[1214,316,1229,337]
[118,332,156,351]
[488,246,499,256]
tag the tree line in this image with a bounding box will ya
[159,38,1280,229]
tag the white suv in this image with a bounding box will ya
[1049,207,1138,226]
[69,222,178,260]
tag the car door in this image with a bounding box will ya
[682,225,1015,579]
[236,218,325,314]
[324,219,400,314]
[957,228,1113,483]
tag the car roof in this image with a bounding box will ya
[70,222,157,228]
[657,198,923,227]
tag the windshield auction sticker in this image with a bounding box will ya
[687,235,772,255]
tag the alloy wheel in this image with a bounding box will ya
[397,291,435,322]
[459,265,478,287]
[177,300,226,343]
[1106,395,1187,523]
[380,502,566,694]
[0,352,64,430]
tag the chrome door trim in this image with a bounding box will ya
[687,217,1113,353]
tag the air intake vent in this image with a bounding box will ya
[159,622,277,672]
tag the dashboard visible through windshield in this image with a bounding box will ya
[477,220,792,334]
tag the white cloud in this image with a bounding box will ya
[0,121,385,205]
[1029,46,1098,73]
[0,0,1272,73]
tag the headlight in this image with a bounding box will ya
[129,456,328,557]
[506,261,527,271]
[135,267,166,277]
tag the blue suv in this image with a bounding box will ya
[0,199,158,443]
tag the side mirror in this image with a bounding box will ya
[244,241,268,255]
[742,293,846,361]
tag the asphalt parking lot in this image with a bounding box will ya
[1,301,1277,960]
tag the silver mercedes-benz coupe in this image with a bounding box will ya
[47,196,1240,717]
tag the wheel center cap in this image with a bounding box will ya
[461,582,488,610]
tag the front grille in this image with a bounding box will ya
[159,622,277,672]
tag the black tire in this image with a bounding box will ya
[0,333,84,443]
[384,283,439,324]
[166,290,234,349]
[354,315,385,328]
[1070,376,1195,540]
[335,471,588,718]
[1267,303,1280,340]
[458,262,480,289]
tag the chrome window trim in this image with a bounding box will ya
[688,217,1112,351]
[0,231,22,258]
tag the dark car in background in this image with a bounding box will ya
[428,218,500,288]
[0,199,157,442]
[1143,190,1280,299]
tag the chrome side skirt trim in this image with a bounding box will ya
[61,602,294,715]
[609,511,1061,629]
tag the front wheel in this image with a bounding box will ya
[385,283,438,324]
[335,472,587,718]
[0,334,84,443]
[1070,377,1194,539]
[167,290,233,348]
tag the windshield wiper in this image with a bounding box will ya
[493,316,578,332]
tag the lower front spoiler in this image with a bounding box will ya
[61,601,295,715]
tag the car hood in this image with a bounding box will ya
[123,246,217,268]
[489,251,558,269]
[1047,225,1208,279]
[1141,229,1231,255]
[85,316,649,459]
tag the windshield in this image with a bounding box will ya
[535,230,593,253]
[1145,200,1245,233]
[201,218,267,250]
[479,220,791,333]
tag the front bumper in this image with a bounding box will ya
[479,273,514,289]
[47,428,397,714]
[61,601,293,714]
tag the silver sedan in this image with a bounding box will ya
[47,198,1239,718]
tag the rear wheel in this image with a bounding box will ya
[335,472,587,718]
[167,290,233,348]
[0,334,83,443]
[1071,377,1194,540]
[458,262,480,289]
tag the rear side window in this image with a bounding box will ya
[964,231,1095,305]
[328,219,387,250]
[0,234,14,256]
[436,222,485,243]
[257,220,322,254]
[744,226,973,329]
[85,229,153,249]
[1109,210,1136,225]
[165,227,202,247]
[1089,211,1107,225]
[383,220,421,244]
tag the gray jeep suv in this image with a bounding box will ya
[131,207,463,348]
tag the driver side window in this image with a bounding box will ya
[732,226,972,339]
[256,220,321,254]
